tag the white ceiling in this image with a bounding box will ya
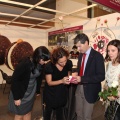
[0,0,97,29]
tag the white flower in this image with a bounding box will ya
[111,81,119,88]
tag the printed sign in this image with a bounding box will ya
[48,26,83,50]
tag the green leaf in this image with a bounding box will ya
[98,92,102,96]
[112,90,118,96]
[98,86,118,101]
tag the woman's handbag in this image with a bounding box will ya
[105,100,119,120]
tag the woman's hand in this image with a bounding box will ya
[14,99,21,106]
[62,77,70,85]
[107,96,116,101]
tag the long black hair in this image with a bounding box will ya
[32,46,50,72]
[32,46,50,64]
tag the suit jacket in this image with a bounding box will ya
[77,48,105,103]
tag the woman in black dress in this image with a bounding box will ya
[44,47,73,120]
[8,46,50,120]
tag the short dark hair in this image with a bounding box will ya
[33,46,50,65]
[74,33,89,45]
[105,39,120,63]
[51,47,69,64]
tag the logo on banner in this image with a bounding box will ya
[90,27,116,57]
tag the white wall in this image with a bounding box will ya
[0,25,48,84]
[0,25,48,49]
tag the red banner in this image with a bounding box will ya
[92,0,120,12]
[48,25,83,35]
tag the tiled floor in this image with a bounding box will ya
[0,85,105,120]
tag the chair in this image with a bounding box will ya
[0,69,12,94]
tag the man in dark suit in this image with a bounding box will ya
[73,33,105,120]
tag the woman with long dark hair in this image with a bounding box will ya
[104,39,120,120]
[8,46,50,120]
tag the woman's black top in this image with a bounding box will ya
[44,59,73,108]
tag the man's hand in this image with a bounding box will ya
[76,76,81,83]
[107,96,116,101]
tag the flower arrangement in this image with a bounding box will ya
[99,81,119,101]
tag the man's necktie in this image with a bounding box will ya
[80,53,86,76]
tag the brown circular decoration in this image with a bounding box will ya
[0,35,11,65]
[5,42,16,70]
[5,40,33,70]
